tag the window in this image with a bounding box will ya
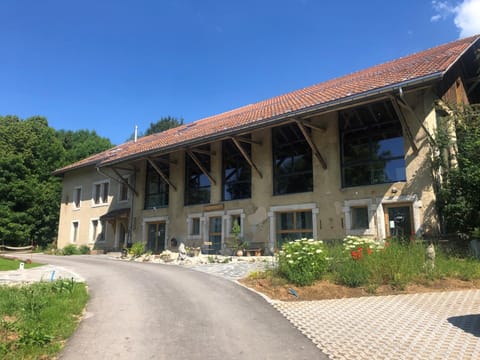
[72,221,79,243]
[187,214,202,238]
[231,214,241,232]
[222,139,251,200]
[73,187,82,209]
[272,124,313,195]
[93,181,109,205]
[191,218,200,236]
[145,159,169,209]
[185,146,211,205]
[339,100,406,187]
[118,176,129,202]
[351,207,369,229]
[276,210,313,247]
[91,219,105,242]
[226,211,244,238]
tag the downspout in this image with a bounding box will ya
[128,167,136,246]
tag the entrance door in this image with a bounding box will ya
[147,222,166,253]
[206,217,222,254]
[384,204,413,240]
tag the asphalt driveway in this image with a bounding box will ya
[26,254,326,360]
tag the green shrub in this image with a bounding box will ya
[61,244,79,256]
[278,239,327,286]
[129,242,145,257]
[78,245,90,255]
[335,259,369,287]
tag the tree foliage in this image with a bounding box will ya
[128,116,183,140]
[434,104,480,236]
[56,129,114,164]
[0,115,113,247]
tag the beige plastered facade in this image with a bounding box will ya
[56,87,442,253]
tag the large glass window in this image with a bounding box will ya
[276,210,313,248]
[144,159,169,209]
[272,124,313,195]
[222,139,252,201]
[339,101,406,187]
[185,146,211,205]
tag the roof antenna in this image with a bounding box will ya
[134,125,138,143]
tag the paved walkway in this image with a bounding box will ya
[184,258,275,280]
[2,256,480,359]
[185,261,480,360]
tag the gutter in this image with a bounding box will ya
[99,71,444,168]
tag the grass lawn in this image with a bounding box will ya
[0,256,43,271]
[0,280,88,359]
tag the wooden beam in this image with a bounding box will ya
[233,136,262,146]
[389,97,419,155]
[186,150,216,185]
[395,96,436,145]
[111,167,138,196]
[231,137,263,178]
[111,166,135,172]
[148,155,178,165]
[147,158,177,192]
[191,148,216,156]
[296,119,327,133]
[294,119,327,169]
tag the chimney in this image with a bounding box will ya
[134,125,138,143]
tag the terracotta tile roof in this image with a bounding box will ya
[54,34,480,174]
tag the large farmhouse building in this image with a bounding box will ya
[54,35,480,254]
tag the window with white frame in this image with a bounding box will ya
[118,176,130,203]
[351,207,369,229]
[73,187,82,209]
[343,199,376,236]
[187,214,203,239]
[226,211,245,238]
[92,181,109,205]
[91,219,105,242]
[71,221,79,243]
[268,203,319,252]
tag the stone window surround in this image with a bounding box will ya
[142,216,169,249]
[89,217,106,245]
[71,220,80,244]
[268,203,319,252]
[342,199,377,237]
[91,180,110,207]
[186,210,246,249]
[343,195,422,240]
[186,213,203,241]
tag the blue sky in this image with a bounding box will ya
[1,0,480,145]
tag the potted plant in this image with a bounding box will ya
[227,220,247,256]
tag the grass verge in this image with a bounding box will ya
[0,256,43,271]
[0,280,88,359]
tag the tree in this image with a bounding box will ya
[127,116,183,140]
[0,115,65,247]
[433,104,480,236]
[56,129,113,165]
[0,116,114,247]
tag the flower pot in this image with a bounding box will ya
[236,249,244,257]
